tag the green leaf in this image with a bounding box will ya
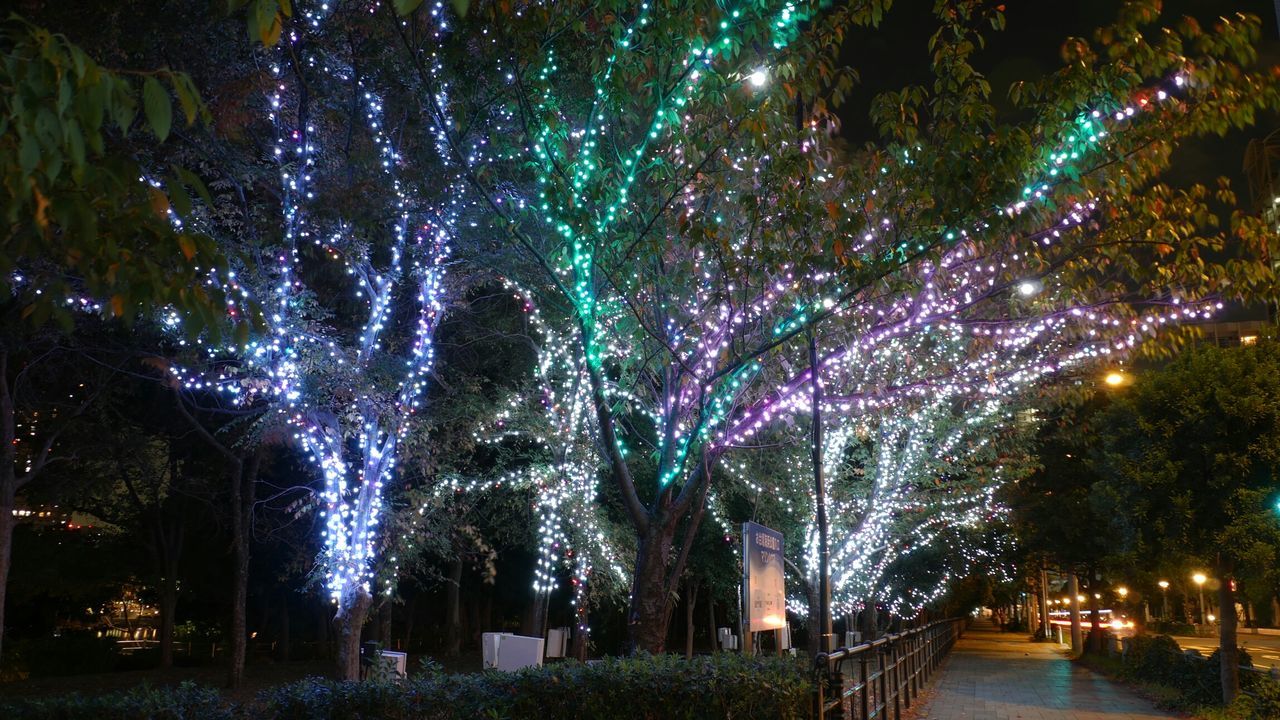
[451,0,470,17]
[394,0,425,14]
[170,75,198,125]
[167,175,193,218]
[19,132,40,173]
[173,165,214,207]
[142,76,171,141]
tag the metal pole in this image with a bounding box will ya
[810,332,833,651]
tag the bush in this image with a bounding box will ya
[4,633,121,678]
[1120,634,1264,709]
[0,682,231,720]
[1230,676,1280,720]
[1122,634,1188,687]
[262,653,813,720]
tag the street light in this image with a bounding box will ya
[1158,580,1170,620]
[1193,573,1207,624]
[1104,370,1129,387]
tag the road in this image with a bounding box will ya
[1169,632,1280,668]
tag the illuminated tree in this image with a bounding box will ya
[387,0,1279,651]
[156,3,459,681]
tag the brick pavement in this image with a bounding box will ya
[909,619,1176,720]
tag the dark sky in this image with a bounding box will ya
[838,0,1280,194]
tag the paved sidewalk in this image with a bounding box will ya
[910,619,1176,720]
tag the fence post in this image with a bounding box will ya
[910,632,919,700]
[812,658,825,720]
[892,641,902,720]
[860,651,871,720]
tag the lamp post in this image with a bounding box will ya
[1158,581,1169,620]
[1193,573,1207,624]
[1116,586,1129,617]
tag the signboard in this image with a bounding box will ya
[742,521,786,631]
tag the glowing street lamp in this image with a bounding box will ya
[1104,371,1129,387]
[1158,580,1170,620]
[1193,573,1207,624]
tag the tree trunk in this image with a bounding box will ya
[627,527,676,653]
[379,604,392,650]
[228,524,249,688]
[1088,586,1102,654]
[226,453,259,689]
[334,588,373,681]
[402,592,416,654]
[1218,571,1240,704]
[684,578,699,659]
[444,558,463,656]
[802,578,820,652]
[0,485,15,661]
[862,602,878,642]
[277,593,291,662]
[570,601,589,661]
[706,596,717,653]
[158,578,178,669]
[1068,573,1082,653]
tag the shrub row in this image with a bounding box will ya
[1118,634,1280,718]
[0,682,231,720]
[0,653,814,720]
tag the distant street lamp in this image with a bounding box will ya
[1104,370,1130,387]
[1158,580,1170,620]
[1193,573,1208,624]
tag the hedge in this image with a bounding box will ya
[0,682,231,720]
[1119,633,1268,711]
[0,653,814,720]
[262,653,813,720]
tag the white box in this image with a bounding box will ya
[482,632,513,669]
[380,650,407,678]
[545,627,569,658]
[496,634,544,671]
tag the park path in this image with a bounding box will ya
[909,619,1177,720]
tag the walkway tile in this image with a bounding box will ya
[910,620,1176,720]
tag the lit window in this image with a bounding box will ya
[1242,335,1258,346]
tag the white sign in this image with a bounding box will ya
[743,521,786,631]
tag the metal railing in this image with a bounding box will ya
[813,618,966,720]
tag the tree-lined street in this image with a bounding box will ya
[1,1,1280,718]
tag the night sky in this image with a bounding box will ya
[839,0,1280,193]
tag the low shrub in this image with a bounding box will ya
[4,633,121,678]
[262,653,813,720]
[0,653,812,720]
[1230,676,1280,720]
[1116,634,1271,712]
[1121,634,1188,686]
[0,681,231,720]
